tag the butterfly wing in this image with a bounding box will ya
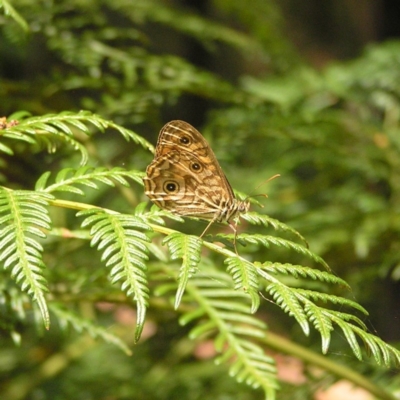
[144,149,233,220]
[155,120,235,198]
[144,120,248,224]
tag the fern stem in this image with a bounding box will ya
[48,198,118,214]
[260,331,396,400]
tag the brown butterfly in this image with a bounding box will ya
[143,120,250,238]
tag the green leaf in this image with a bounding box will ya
[237,233,329,269]
[225,256,260,313]
[259,261,350,289]
[265,280,310,336]
[175,269,277,396]
[78,209,151,342]
[242,212,309,247]
[36,166,144,194]
[303,300,333,353]
[163,233,202,309]
[0,188,53,328]
[4,111,153,165]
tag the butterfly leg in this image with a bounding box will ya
[228,221,239,255]
[199,218,217,239]
[199,218,240,255]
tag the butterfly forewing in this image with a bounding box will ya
[144,120,249,227]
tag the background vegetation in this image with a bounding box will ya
[0,0,400,399]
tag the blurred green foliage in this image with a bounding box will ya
[1,0,400,399]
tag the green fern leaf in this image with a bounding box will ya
[354,332,400,367]
[163,233,202,309]
[259,261,350,289]
[5,111,153,165]
[35,166,144,194]
[331,315,363,360]
[265,281,310,335]
[294,288,368,315]
[106,120,154,152]
[242,212,309,246]
[238,233,329,269]
[6,112,90,164]
[360,330,386,364]
[173,269,278,397]
[0,188,53,328]
[2,130,36,144]
[225,256,260,313]
[78,209,151,342]
[303,300,333,353]
[143,204,185,225]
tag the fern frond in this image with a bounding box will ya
[298,296,367,355]
[142,204,186,225]
[0,188,53,327]
[258,266,367,352]
[176,269,277,397]
[50,303,131,355]
[237,233,329,269]
[105,119,154,152]
[4,111,153,164]
[0,0,29,31]
[242,212,308,246]
[0,120,37,156]
[302,300,334,353]
[294,288,368,315]
[259,261,350,289]
[78,209,151,341]
[35,166,144,195]
[265,280,310,336]
[225,256,260,313]
[261,276,400,366]
[361,331,400,367]
[135,203,169,227]
[3,112,89,162]
[163,233,202,309]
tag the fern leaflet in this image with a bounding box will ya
[0,188,53,327]
[225,256,260,313]
[163,233,202,309]
[265,281,310,335]
[35,166,144,194]
[78,209,151,341]
[237,233,329,269]
[178,269,278,398]
[259,261,349,288]
[242,212,309,246]
[4,111,153,164]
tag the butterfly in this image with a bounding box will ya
[143,120,250,238]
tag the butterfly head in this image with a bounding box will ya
[238,199,250,214]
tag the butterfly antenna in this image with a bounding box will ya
[254,174,281,192]
[245,174,280,204]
